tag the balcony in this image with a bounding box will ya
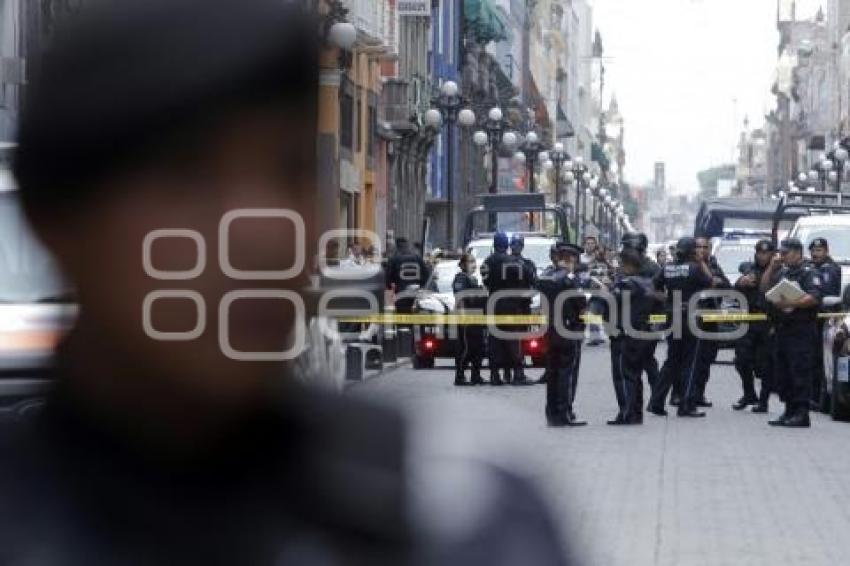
[342,0,390,47]
[381,79,416,133]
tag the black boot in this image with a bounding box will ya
[490,371,504,386]
[783,410,811,428]
[768,405,793,426]
[454,369,469,387]
[732,395,758,411]
[470,368,484,386]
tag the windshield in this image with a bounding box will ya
[793,225,850,262]
[714,243,756,276]
[0,191,71,303]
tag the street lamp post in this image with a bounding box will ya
[425,80,477,249]
[548,142,570,204]
[473,107,517,230]
[513,131,548,194]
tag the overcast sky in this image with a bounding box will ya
[592,0,824,194]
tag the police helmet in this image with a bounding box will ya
[621,232,641,250]
[493,232,509,251]
[509,233,525,250]
[675,237,697,260]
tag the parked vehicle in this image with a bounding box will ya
[0,168,76,413]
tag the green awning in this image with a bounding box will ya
[464,0,509,45]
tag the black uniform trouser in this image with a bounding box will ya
[653,323,701,412]
[546,334,581,419]
[611,336,649,420]
[812,319,826,402]
[457,326,485,375]
[774,321,818,414]
[734,322,773,401]
[695,324,719,400]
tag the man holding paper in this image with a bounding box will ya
[760,238,823,428]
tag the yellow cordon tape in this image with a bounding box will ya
[337,312,850,325]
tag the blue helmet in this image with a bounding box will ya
[509,233,525,250]
[493,231,509,251]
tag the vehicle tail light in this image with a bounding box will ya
[423,338,436,351]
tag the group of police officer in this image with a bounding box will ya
[388,226,840,429]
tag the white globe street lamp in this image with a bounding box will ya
[828,170,839,184]
[424,108,443,129]
[538,151,550,163]
[502,131,518,148]
[329,21,357,50]
[473,130,488,147]
[513,151,527,165]
[488,107,503,122]
[526,131,539,145]
[554,142,565,153]
[836,147,849,162]
[798,172,808,183]
[564,171,576,183]
[822,159,834,171]
[458,108,476,127]
[808,170,819,183]
[441,80,459,98]
[543,159,555,171]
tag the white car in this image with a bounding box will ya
[1,173,76,410]
[786,214,850,420]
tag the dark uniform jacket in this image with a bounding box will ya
[653,260,713,313]
[482,252,536,314]
[735,261,770,315]
[610,273,655,333]
[536,267,587,333]
[386,251,431,292]
[452,272,486,311]
[0,375,571,566]
[765,263,823,324]
[810,257,842,298]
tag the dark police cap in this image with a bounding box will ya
[556,242,584,256]
[676,237,697,255]
[14,0,317,203]
[755,239,776,253]
[809,237,829,250]
[780,238,804,252]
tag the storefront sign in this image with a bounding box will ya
[397,1,430,17]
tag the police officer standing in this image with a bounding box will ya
[808,237,841,407]
[761,238,823,427]
[536,242,588,426]
[509,234,537,386]
[386,237,431,313]
[483,232,533,385]
[607,249,657,425]
[693,236,730,408]
[453,253,486,386]
[536,244,560,385]
[651,237,714,418]
[732,240,775,412]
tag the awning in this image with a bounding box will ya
[464,0,509,45]
[556,104,575,139]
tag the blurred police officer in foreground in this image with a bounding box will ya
[0,2,571,564]
[607,249,656,425]
[761,238,823,427]
[692,236,730,408]
[387,237,431,313]
[733,240,775,412]
[621,232,662,412]
[651,237,714,418]
[536,243,588,426]
[453,253,486,387]
[808,237,841,407]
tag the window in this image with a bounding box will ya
[368,105,377,161]
[340,92,354,151]
[356,92,362,153]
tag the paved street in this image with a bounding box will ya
[352,345,850,566]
